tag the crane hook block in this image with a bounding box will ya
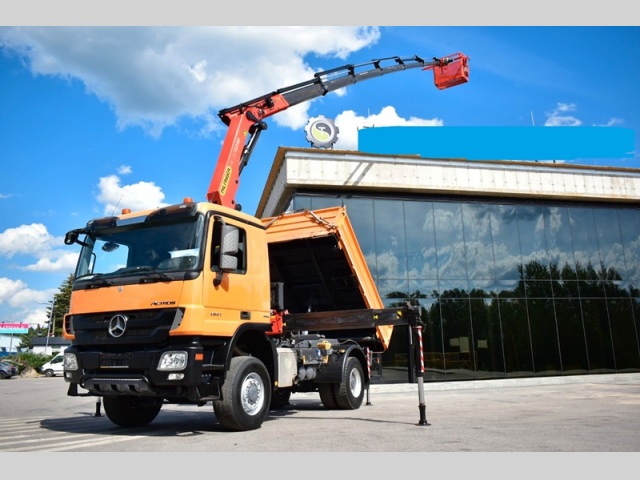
[424,52,469,90]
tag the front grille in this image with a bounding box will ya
[70,308,180,346]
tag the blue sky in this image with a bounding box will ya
[0,25,639,329]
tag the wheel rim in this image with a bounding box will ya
[241,372,265,416]
[349,367,363,398]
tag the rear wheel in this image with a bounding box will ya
[318,384,339,409]
[319,356,365,410]
[103,396,163,427]
[213,356,271,431]
[335,357,365,409]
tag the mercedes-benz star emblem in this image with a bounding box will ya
[108,314,128,338]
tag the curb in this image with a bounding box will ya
[369,372,640,394]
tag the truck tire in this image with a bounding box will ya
[44,369,55,377]
[213,356,271,431]
[319,356,364,410]
[103,396,163,427]
[318,383,339,409]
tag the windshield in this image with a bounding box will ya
[74,213,205,280]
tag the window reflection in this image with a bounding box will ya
[434,202,468,280]
[545,207,575,281]
[291,193,640,382]
[594,209,627,280]
[462,203,495,281]
[582,297,616,373]
[470,296,505,379]
[373,199,408,280]
[404,201,437,280]
[608,297,640,370]
[499,297,534,376]
[555,298,589,373]
[342,197,376,276]
[569,207,601,281]
[618,209,640,286]
[517,205,551,280]
[490,204,522,281]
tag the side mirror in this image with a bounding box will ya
[64,231,78,246]
[219,225,239,271]
[64,229,89,247]
[213,217,239,287]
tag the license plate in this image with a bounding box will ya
[99,353,131,368]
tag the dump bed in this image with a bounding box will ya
[262,206,394,349]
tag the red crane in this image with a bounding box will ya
[207,53,469,210]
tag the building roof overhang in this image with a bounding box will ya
[256,147,640,218]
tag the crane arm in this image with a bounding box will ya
[207,53,469,209]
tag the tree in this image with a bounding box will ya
[16,325,47,352]
[18,273,74,348]
[49,273,74,337]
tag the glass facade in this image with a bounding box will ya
[290,193,640,383]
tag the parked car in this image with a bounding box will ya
[0,360,18,379]
[41,353,65,377]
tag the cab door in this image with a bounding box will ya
[201,215,271,334]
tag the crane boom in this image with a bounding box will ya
[207,53,469,209]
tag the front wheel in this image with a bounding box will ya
[103,396,163,427]
[213,356,271,431]
[44,369,54,377]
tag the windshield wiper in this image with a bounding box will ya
[111,266,172,282]
[79,274,114,289]
[87,279,114,289]
[139,272,173,283]
[113,266,155,275]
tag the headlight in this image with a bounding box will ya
[157,351,188,371]
[64,353,78,371]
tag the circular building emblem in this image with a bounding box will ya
[305,116,339,148]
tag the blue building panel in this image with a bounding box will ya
[358,126,636,161]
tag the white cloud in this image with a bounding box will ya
[21,251,79,272]
[97,173,168,215]
[597,118,623,127]
[0,223,78,273]
[544,102,626,130]
[374,249,404,279]
[7,287,51,309]
[0,224,53,259]
[334,106,444,150]
[0,278,59,327]
[544,102,582,127]
[0,277,28,305]
[0,26,381,137]
[23,308,50,329]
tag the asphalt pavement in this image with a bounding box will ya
[1,371,639,461]
[367,372,640,452]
